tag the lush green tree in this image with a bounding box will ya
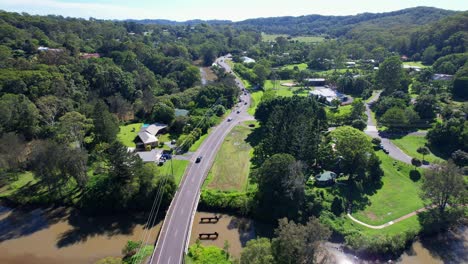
[151,102,175,124]
[92,101,119,144]
[422,45,437,65]
[376,56,404,94]
[255,153,305,220]
[241,238,274,264]
[452,77,468,99]
[329,126,376,181]
[451,150,468,167]
[350,99,365,120]
[414,94,437,119]
[0,93,39,139]
[30,140,88,194]
[56,111,93,148]
[188,242,231,264]
[272,217,331,264]
[421,160,466,213]
[253,64,270,88]
[427,117,468,154]
[417,146,430,162]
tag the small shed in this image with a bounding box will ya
[314,171,337,186]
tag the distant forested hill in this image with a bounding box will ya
[234,7,457,37]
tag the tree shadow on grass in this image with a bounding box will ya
[245,126,264,148]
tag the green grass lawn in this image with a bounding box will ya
[157,159,190,186]
[0,171,36,198]
[204,123,253,191]
[282,63,308,71]
[248,90,264,116]
[352,151,425,225]
[118,123,142,147]
[403,61,428,68]
[340,212,421,237]
[391,135,444,163]
[261,33,325,43]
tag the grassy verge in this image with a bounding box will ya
[118,123,142,147]
[391,135,444,163]
[281,63,308,70]
[0,171,36,198]
[351,151,424,226]
[204,123,254,192]
[403,61,428,68]
[158,159,190,186]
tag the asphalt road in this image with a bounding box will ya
[149,56,253,264]
[364,91,428,167]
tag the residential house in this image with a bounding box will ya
[135,123,168,149]
[314,171,337,186]
[136,149,163,163]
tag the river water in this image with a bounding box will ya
[0,205,466,263]
[0,205,162,264]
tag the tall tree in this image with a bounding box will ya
[271,217,331,264]
[255,153,305,220]
[241,238,274,264]
[56,111,93,149]
[376,56,404,94]
[92,101,119,144]
[421,160,466,213]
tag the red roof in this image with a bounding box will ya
[80,53,100,59]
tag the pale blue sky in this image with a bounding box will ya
[0,0,466,21]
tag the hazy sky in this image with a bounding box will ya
[0,0,466,21]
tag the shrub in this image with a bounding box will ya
[199,189,253,215]
[371,137,382,145]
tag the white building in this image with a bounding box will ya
[241,56,256,64]
[309,87,343,104]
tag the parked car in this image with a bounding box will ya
[196,156,202,163]
[171,139,176,145]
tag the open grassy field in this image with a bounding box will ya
[403,61,428,68]
[204,123,253,191]
[0,171,36,198]
[351,151,425,226]
[261,33,325,43]
[157,159,190,186]
[391,135,444,163]
[118,123,142,147]
[281,63,308,71]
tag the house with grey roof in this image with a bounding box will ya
[136,149,163,163]
[135,123,168,149]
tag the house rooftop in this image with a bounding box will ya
[141,123,168,136]
[136,149,163,163]
[137,131,158,144]
[315,171,337,182]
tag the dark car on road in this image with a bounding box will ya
[196,156,202,163]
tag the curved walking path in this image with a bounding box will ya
[347,206,430,229]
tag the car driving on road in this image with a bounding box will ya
[195,156,202,163]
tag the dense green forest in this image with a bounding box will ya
[0,7,467,263]
[0,10,260,213]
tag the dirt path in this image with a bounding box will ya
[347,207,430,229]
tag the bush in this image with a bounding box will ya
[199,189,253,215]
[351,119,367,131]
[371,137,382,145]
[409,169,421,181]
[411,158,422,167]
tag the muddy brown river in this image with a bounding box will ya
[0,205,466,263]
